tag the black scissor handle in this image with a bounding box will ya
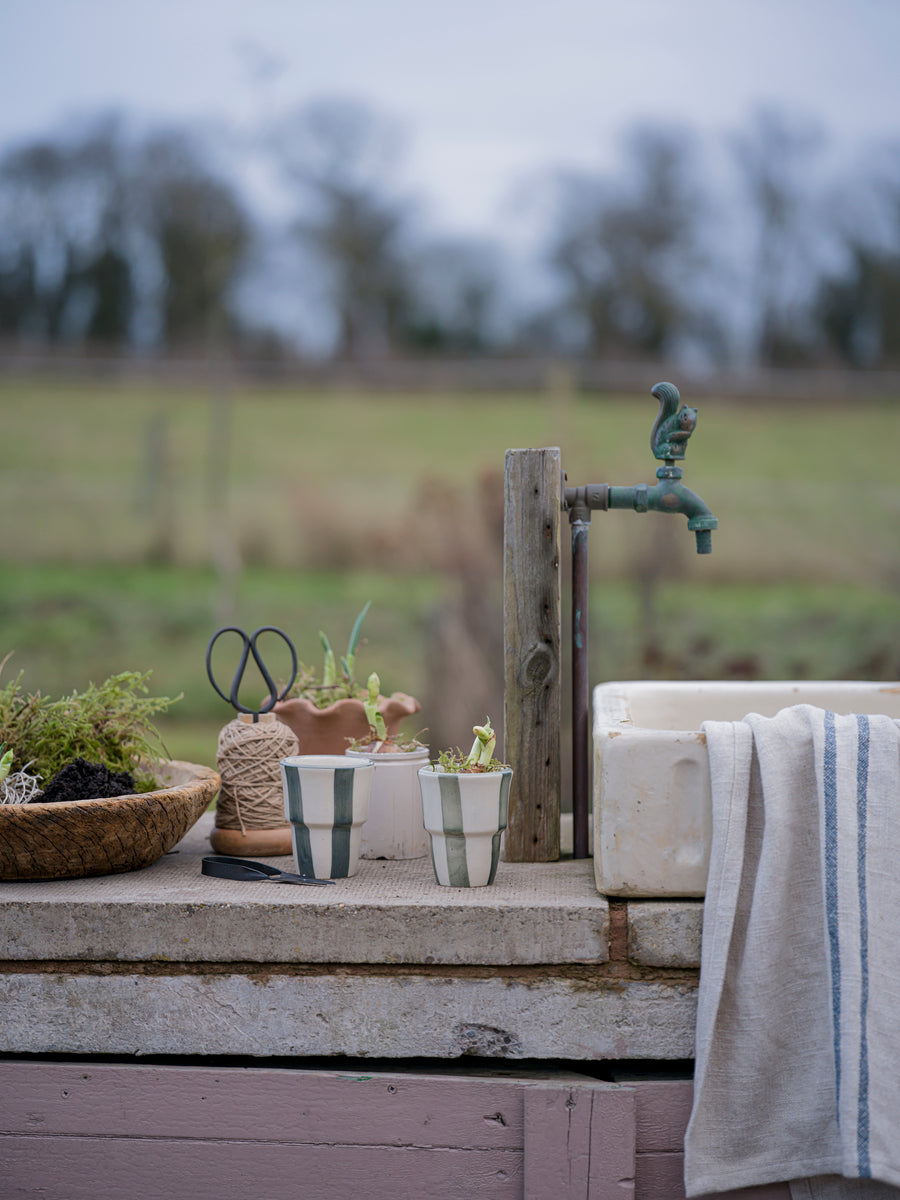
[205,625,298,717]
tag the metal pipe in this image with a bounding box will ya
[565,486,601,859]
[571,513,591,859]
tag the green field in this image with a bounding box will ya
[2,374,898,770]
[3,375,898,581]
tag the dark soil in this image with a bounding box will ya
[35,758,137,804]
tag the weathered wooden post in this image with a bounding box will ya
[503,448,562,861]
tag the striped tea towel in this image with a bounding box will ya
[684,705,900,1198]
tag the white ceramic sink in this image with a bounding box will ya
[593,680,900,898]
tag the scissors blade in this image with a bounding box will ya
[269,872,336,886]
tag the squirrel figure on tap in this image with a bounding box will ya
[565,381,717,554]
[649,380,697,461]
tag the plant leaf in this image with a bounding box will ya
[347,601,371,659]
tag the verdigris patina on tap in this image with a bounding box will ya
[563,381,718,857]
[566,381,718,554]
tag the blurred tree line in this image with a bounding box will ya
[2,99,900,369]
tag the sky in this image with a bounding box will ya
[1,0,899,242]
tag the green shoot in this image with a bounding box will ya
[291,603,374,710]
[319,631,337,687]
[464,718,497,768]
[433,717,508,773]
[363,672,387,743]
[344,600,371,682]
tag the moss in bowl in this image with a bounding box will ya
[0,662,178,795]
[0,661,219,880]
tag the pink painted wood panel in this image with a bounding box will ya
[0,1061,524,1149]
[632,1078,695,1151]
[635,1148,690,1198]
[2,1062,637,1200]
[1,1136,522,1199]
[524,1083,635,1200]
[0,1062,796,1200]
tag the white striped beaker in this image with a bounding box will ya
[281,755,373,879]
[417,766,512,887]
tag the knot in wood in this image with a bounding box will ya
[517,642,556,694]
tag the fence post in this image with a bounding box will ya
[503,447,562,862]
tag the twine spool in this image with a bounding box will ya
[214,712,298,834]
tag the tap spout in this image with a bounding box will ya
[607,466,718,554]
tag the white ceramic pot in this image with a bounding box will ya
[417,765,513,887]
[280,754,373,879]
[347,746,430,859]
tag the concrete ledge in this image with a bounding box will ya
[627,901,703,968]
[0,816,707,1061]
[0,971,697,1060]
[0,815,608,967]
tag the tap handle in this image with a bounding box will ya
[650,381,698,461]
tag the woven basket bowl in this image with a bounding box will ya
[0,760,220,882]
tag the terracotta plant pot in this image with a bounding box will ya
[274,692,420,756]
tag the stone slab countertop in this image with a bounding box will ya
[0,816,706,1061]
[0,814,612,967]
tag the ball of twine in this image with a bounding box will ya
[214,713,298,834]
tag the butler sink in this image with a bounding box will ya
[593,680,900,898]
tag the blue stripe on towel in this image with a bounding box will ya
[856,714,871,1177]
[823,709,842,1116]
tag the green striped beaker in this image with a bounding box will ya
[417,766,512,887]
[281,755,373,879]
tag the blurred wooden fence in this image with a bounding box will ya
[1,345,899,399]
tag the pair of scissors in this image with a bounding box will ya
[206,625,298,721]
[201,855,335,886]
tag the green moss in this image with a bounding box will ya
[0,660,179,788]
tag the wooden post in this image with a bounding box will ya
[503,447,562,861]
